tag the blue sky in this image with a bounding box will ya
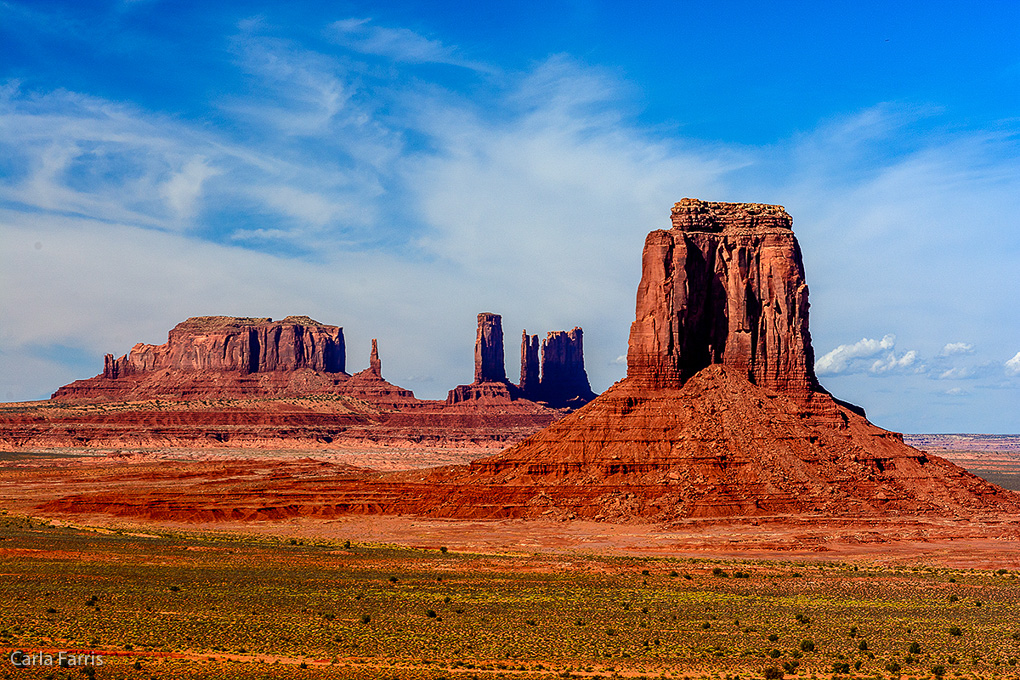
[1,0,1018,433]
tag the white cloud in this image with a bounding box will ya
[1006,351,1020,376]
[870,349,920,374]
[814,334,896,375]
[940,342,975,356]
[815,335,924,376]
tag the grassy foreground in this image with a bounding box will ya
[0,514,1019,679]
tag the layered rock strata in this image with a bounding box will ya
[27,317,566,449]
[112,316,344,375]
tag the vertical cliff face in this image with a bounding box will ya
[108,316,346,376]
[474,313,507,383]
[538,328,596,407]
[626,199,817,401]
[520,331,540,398]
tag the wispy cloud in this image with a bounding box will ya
[329,18,491,72]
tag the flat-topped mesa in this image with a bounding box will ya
[105,316,345,377]
[627,198,817,401]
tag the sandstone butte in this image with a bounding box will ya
[5,313,596,450]
[336,199,1018,520]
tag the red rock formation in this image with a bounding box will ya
[628,199,816,402]
[539,328,597,408]
[389,199,1019,519]
[474,313,507,383]
[53,316,348,402]
[21,321,567,450]
[519,331,540,399]
[70,316,345,384]
[448,313,522,404]
[368,339,382,378]
[347,340,418,406]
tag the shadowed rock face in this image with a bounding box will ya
[538,328,597,408]
[627,199,816,401]
[519,331,540,397]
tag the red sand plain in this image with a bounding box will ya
[3,442,1019,569]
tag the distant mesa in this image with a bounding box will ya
[446,313,597,409]
[26,308,595,450]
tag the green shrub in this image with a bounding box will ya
[858,640,868,651]
[949,626,962,636]
[831,662,850,674]
[931,665,946,677]
[360,614,370,624]
[768,634,779,642]
[799,639,815,653]
[908,641,920,654]
[763,666,783,680]
[885,661,900,673]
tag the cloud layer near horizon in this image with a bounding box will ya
[2,9,1019,433]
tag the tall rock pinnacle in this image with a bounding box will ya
[474,312,507,383]
[368,338,382,378]
[520,331,540,398]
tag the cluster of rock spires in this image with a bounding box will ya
[446,313,596,408]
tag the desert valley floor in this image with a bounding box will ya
[1,436,1020,680]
